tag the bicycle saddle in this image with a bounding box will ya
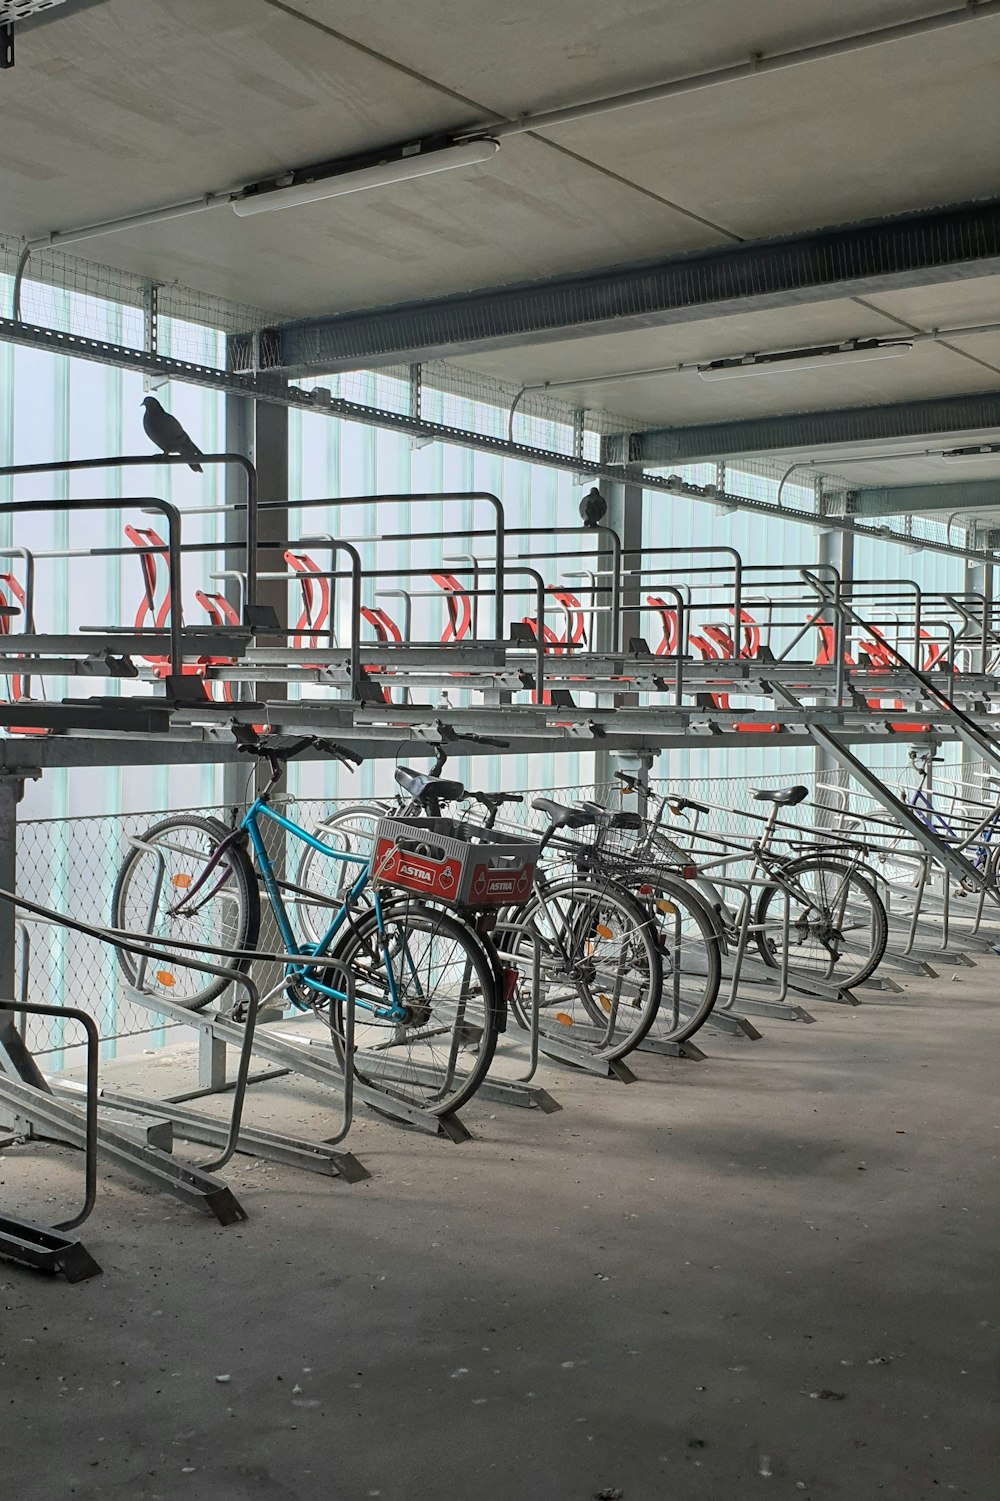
[395,766,465,804]
[575,798,610,819]
[575,800,642,832]
[753,785,809,806]
[531,796,597,829]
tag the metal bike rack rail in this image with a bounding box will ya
[0,996,102,1282]
[0,452,260,614]
[0,886,272,1219]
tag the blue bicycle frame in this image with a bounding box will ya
[174,795,408,1020]
[903,784,998,873]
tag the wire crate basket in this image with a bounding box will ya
[371,814,541,909]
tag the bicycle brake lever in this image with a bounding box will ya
[314,737,363,768]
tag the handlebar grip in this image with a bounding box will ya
[314,737,363,767]
[463,733,510,749]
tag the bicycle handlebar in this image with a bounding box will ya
[428,730,510,777]
[234,731,363,769]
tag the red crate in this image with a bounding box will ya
[371,815,540,909]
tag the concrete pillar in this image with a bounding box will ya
[594,452,644,788]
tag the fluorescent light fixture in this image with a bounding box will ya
[939,444,1000,464]
[232,139,499,217]
[697,339,913,382]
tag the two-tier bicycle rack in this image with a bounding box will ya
[3,452,1000,1272]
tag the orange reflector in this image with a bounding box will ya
[656,900,677,916]
[595,923,613,940]
[171,873,193,889]
[598,995,611,1013]
[555,1011,574,1027]
[155,971,176,987]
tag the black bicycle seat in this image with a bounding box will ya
[531,796,596,829]
[395,766,465,804]
[609,810,643,831]
[753,785,809,806]
[572,800,642,833]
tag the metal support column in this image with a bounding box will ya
[595,449,643,785]
[252,397,289,636]
[814,524,853,802]
[963,553,993,774]
[214,393,290,1083]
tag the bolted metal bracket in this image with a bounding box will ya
[244,603,282,633]
[164,673,216,708]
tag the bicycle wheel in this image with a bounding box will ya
[327,900,500,1115]
[753,856,888,989]
[641,874,722,1044]
[295,802,385,943]
[111,814,260,1009]
[497,875,662,1062]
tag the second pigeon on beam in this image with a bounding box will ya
[579,487,607,529]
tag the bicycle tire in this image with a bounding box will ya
[497,874,663,1062]
[111,814,260,1010]
[752,855,888,989]
[641,873,723,1044]
[326,899,500,1116]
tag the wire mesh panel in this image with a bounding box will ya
[14,802,282,1065]
[16,807,185,1065]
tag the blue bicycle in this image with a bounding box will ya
[887,750,1000,889]
[112,736,501,1114]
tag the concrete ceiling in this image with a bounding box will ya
[3,0,1000,497]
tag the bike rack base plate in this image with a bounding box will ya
[0,1214,102,1282]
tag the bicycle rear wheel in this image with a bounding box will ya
[498,874,662,1062]
[111,814,260,1009]
[327,900,500,1115]
[753,856,888,989]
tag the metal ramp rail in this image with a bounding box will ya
[0,887,389,1252]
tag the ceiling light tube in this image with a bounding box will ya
[939,445,1000,464]
[232,139,499,217]
[697,339,913,381]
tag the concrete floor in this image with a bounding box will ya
[2,972,998,1501]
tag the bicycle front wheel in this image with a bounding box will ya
[111,814,260,1009]
[327,900,500,1115]
[642,874,722,1044]
[498,875,663,1062]
[753,856,888,990]
[295,802,385,943]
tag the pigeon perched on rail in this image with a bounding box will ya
[579,486,608,529]
[142,396,204,472]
